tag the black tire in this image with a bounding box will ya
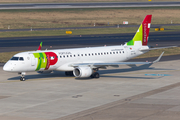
[94,72,100,78]
[90,74,94,78]
[90,72,100,78]
[20,77,25,81]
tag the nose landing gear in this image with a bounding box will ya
[18,72,26,81]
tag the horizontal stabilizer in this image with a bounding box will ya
[140,46,177,51]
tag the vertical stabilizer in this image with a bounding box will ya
[126,15,152,46]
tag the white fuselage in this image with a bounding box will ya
[3,45,148,73]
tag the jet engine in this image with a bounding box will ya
[73,67,92,78]
[37,71,52,74]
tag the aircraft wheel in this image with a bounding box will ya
[90,72,100,78]
[94,72,100,78]
[90,74,94,78]
[20,77,25,81]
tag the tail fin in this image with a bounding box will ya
[126,15,152,46]
[37,42,43,50]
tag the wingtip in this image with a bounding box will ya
[153,52,164,63]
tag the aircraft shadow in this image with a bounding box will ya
[99,64,173,75]
[100,75,162,79]
[7,64,173,81]
[7,71,70,81]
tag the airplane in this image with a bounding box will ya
[3,15,175,81]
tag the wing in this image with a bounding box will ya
[71,52,164,68]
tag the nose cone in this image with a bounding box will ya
[3,62,11,72]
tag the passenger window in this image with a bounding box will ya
[119,51,121,54]
[113,52,115,54]
[123,51,124,53]
[81,54,83,56]
[63,56,65,58]
[60,56,62,58]
[74,55,76,57]
[116,52,118,54]
[95,53,97,55]
[98,53,100,55]
[89,54,90,56]
[104,52,106,55]
[101,53,103,55]
[107,52,108,54]
[85,54,87,56]
[67,55,69,57]
[92,53,93,56]
[70,55,72,57]
[110,52,112,54]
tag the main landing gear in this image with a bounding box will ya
[19,72,26,81]
[90,72,100,78]
[91,68,100,78]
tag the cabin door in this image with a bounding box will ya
[30,54,36,66]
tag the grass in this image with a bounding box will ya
[0,25,179,38]
[0,7,180,29]
[0,0,176,3]
[0,51,21,63]
[1,47,180,63]
[0,27,140,38]
[135,47,180,59]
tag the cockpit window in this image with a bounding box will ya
[19,57,24,61]
[10,57,24,61]
[10,57,19,61]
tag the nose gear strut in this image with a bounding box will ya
[18,72,26,81]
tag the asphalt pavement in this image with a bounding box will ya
[0,2,180,9]
[0,31,180,52]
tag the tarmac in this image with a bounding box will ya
[0,59,180,120]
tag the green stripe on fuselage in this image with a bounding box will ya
[33,52,47,71]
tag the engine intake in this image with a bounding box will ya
[73,67,92,78]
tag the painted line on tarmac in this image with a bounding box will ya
[145,74,172,76]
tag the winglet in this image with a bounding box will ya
[37,42,43,50]
[153,52,164,63]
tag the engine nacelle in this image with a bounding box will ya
[37,71,52,74]
[73,67,93,78]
